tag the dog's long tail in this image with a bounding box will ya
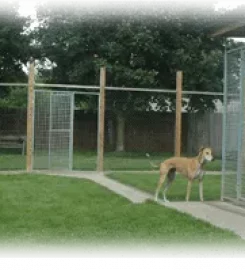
[146,153,159,169]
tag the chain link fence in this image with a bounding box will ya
[33,90,74,170]
[222,47,245,202]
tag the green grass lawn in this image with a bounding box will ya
[0,154,26,170]
[0,151,222,171]
[107,172,221,201]
[0,173,241,246]
[74,151,222,171]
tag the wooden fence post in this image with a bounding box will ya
[175,71,183,157]
[26,57,35,172]
[97,66,106,172]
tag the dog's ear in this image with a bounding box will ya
[199,146,205,153]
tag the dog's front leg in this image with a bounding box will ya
[199,180,203,202]
[199,172,204,202]
[186,180,192,202]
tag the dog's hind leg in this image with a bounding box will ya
[162,169,176,202]
[154,173,167,202]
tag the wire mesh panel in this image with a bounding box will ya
[33,90,74,170]
[240,50,245,201]
[222,48,245,201]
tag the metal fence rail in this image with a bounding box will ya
[0,82,224,96]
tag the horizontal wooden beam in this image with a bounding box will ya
[209,20,245,38]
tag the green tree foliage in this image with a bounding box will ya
[34,2,235,151]
[0,87,27,108]
[0,1,31,104]
[34,2,226,113]
[0,1,30,82]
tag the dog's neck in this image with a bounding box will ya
[197,152,205,165]
[195,154,206,175]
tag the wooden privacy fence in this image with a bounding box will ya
[73,111,222,155]
[0,108,223,156]
[187,112,223,157]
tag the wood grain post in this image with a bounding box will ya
[175,71,183,157]
[26,58,35,172]
[97,66,106,172]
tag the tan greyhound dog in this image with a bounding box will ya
[147,147,214,202]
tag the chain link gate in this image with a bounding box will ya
[33,90,74,170]
[222,47,245,203]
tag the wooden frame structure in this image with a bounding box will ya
[0,62,225,172]
[25,62,105,173]
[97,66,106,172]
[24,64,216,172]
[175,71,183,157]
[26,58,35,172]
[209,4,245,38]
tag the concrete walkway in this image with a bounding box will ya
[35,170,151,203]
[158,201,245,240]
[32,170,245,240]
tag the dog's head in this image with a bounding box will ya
[198,147,214,163]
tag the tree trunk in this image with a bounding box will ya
[116,112,125,152]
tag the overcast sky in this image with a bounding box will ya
[214,0,244,10]
[19,0,245,16]
[19,0,245,28]
[19,0,245,42]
